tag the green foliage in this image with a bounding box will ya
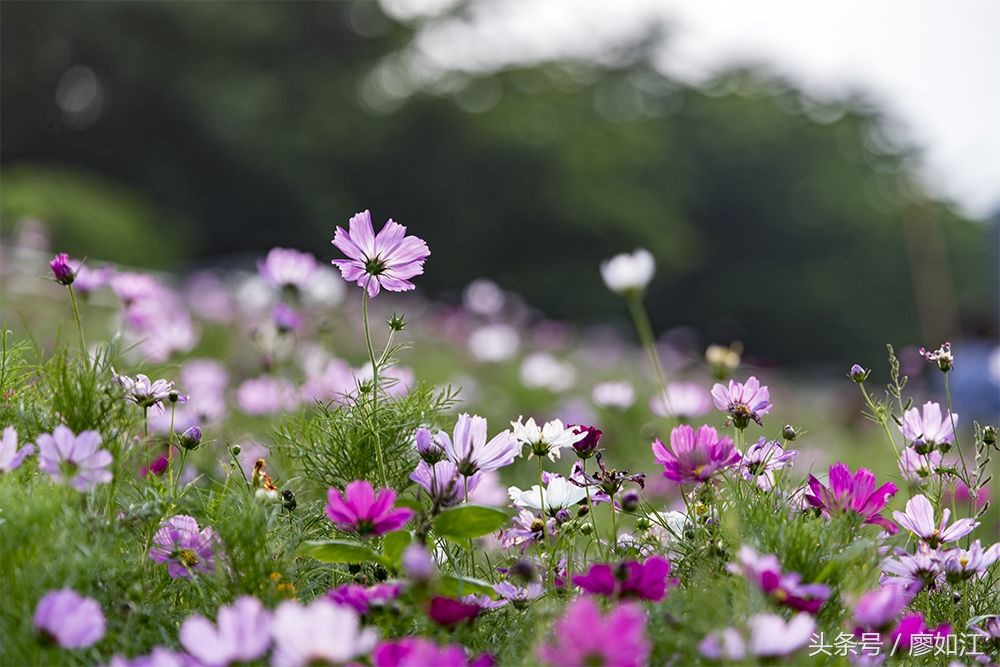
[297,539,379,564]
[434,504,510,541]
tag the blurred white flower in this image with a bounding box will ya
[519,352,576,392]
[600,248,654,295]
[650,382,712,419]
[463,278,505,316]
[591,380,635,409]
[468,323,520,362]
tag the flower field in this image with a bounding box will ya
[0,211,997,667]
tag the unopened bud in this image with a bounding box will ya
[621,490,640,513]
[179,425,202,451]
[849,364,868,383]
[782,424,798,441]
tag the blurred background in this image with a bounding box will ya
[2,0,998,369]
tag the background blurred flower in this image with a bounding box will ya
[33,589,105,649]
[36,425,112,492]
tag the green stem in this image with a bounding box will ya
[167,403,176,496]
[67,285,87,360]
[943,374,972,520]
[361,288,388,488]
[626,294,671,409]
[582,459,604,560]
[859,383,901,461]
[608,492,618,558]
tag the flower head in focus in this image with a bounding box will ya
[332,210,430,298]
[711,376,771,429]
[149,514,218,578]
[326,480,413,537]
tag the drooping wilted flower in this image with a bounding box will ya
[325,480,413,537]
[179,596,272,666]
[332,209,430,298]
[537,598,650,667]
[599,248,655,296]
[48,252,76,285]
[36,425,113,492]
[649,382,712,420]
[149,515,218,578]
[919,341,953,372]
[258,247,317,291]
[33,589,105,649]
[711,376,772,429]
[271,598,377,667]
[439,413,518,476]
[739,437,798,490]
[728,546,830,613]
[508,475,588,516]
[0,426,34,473]
[652,425,740,484]
[900,401,957,452]
[573,556,677,602]
[892,494,978,547]
[569,451,644,497]
[804,462,898,533]
[511,416,586,461]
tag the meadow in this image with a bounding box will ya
[0,211,997,666]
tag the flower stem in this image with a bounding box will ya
[361,289,389,488]
[167,403,176,495]
[626,294,671,411]
[858,382,901,461]
[608,492,617,558]
[67,285,87,361]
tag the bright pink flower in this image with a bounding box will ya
[852,583,910,632]
[804,462,898,533]
[332,210,430,298]
[728,546,830,614]
[710,376,771,428]
[328,583,402,614]
[373,638,493,667]
[537,598,650,667]
[427,596,480,627]
[573,556,677,602]
[889,613,951,648]
[49,253,76,285]
[325,480,413,537]
[652,425,740,484]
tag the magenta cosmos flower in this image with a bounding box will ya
[179,596,272,666]
[33,589,106,649]
[258,247,317,291]
[36,425,113,492]
[332,209,430,298]
[710,376,772,428]
[1,426,34,473]
[573,556,677,602]
[804,462,898,533]
[652,425,740,484]
[149,514,218,578]
[892,493,978,547]
[49,252,76,285]
[326,480,413,536]
[852,582,910,632]
[373,638,493,667]
[728,546,830,613]
[538,597,650,667]
[328,583,402,615]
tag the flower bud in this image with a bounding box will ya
[983,425,997,446]
[571,425,602,460]
[387,312,407,332]
[231,444,242,456]
[179,425,202,451]
[49,253,76,285]
[782,424,798,441]
[579,522,593,536]
[635,517,651,531]
[621,490,640,513]
[849,364,868,383]
[554,508,572,524]
[414,427,445,464]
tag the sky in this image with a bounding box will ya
[381,0,1000,219]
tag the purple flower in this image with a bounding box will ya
[747,612,815,658]
[49,253,76,285]
[892,494,978,547]
[271,598,377,667]
[649,382,712,420]
[919,341,953,372]
[402,544,436,582]
[0,426,34,473]
[804,462,898,533]
[113,369,178,417]
[373,638,492,667]
[898,448,942,483]
[574,556,677,602]
[149,515,218,578]
[258,247,317,291]
[499,509,554,551]
[710,376,771,428]
[36,425,112,492]
[273,303,302,333]
[881,544,943,593]
[569,424,603,460]
[179,596,271,666]
[940,540,1000,582]
[427,596,480,627]
[410,460,479,508]
[699,628,745,661]
[728,546,830,613]
[493,581,543,608]
[849,364,868,382]
[651,424,740,484]
[890,613,951,649]
[439,413,519,476]
[900,401,957,452]
[332,209,430,298]
[739,437,798,491]
[236,376,299,415]
[537,598,650,667]
[414,426,445,463]
[325,480,413,536]
[852,583,910,632]
[328,583,402,615]
[179,425,202,451]
[71,261,112,295]
[33,589,105,648]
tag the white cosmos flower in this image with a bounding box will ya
[508,475,588,514]
[591,380,635,409]
[600,248,655,295]
[510,417,585,461]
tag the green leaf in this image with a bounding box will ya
[439,575,496,599]
[394,497,424,512]
[297,539,378,564]
[433,504,509,540]
[382,531,411,564]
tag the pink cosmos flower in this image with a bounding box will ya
[739,437,798,491]
[651,425,740,484]
[69,261,112,295]
[898,448,942,483]
[890,613,951,649]
[410,460,481,508]
[328,583,402,615]
[439,413,519,476]
[332,209,430,298]
[236,376,299,415]
[892,494,978,547]
[900,401,957,451]
[427,596,481,627]
[573,556,677,602]
[746,613,815,658]
[149,515,218,578]
[804,462,898,533]
[0,426,34,473]
[325,480,413,536]
[710,376,772,428]
[112,369,178,417]
[48,253,76,285]
[271,598,377,667]
[881,544,943,594]
[940,540,1000,582]
[852,583,910,632]
[36,425,113,492]
[258,247,317,290]
[728,546,830,614]
[537,598,650,667]
[179,596,272,666]
[33,589,106,649]
[372,638,493,667]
